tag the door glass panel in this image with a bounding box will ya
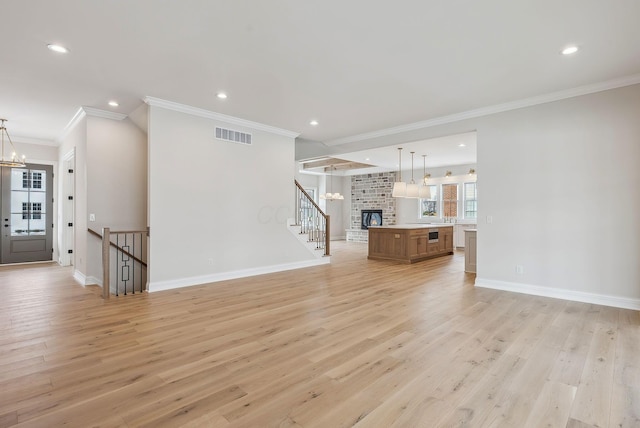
[9,168,48,236]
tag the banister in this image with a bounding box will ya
[88,228,148,268]
[295,180,325,213]
[295,180,330,256]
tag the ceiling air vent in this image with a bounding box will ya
[215,127,252,145]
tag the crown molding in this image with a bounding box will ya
[56,106,127,143]
[81,106,127,121]
[9,136,58,147]
[144,96,300,139]
[57,107,87,143]
[324,73,640,147]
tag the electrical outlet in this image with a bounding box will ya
[208,258,215,266]
[516,265,524,274]
[89,213,96,222]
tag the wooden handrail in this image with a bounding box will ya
[88,228,148,268]
[295,180,325,214]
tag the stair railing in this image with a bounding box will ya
[88,227,148,299]
[295,180,330,256]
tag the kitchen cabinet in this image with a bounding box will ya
[455,223,476,248]
[464,229,477,273]
[368,225,454,263]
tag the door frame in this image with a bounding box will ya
[60,149,75,266]
[0,158,58,265]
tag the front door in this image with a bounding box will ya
[0,164,53,264]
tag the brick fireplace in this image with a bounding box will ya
[346,172,396,242]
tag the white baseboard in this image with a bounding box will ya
[73,270,87,286]
[73,270,103,288]
[149,258,330,293]
[475,277,640,311]
[87,276,102,286]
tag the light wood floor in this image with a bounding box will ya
[0,243,638,427]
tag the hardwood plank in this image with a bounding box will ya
[522,381,577,428]
[569,323,617,427]
[0,243,637,427]
[609,382,640,428]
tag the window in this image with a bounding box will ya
[32,172,42,189]
[21,202,42,220]
[464,182,477,219]
[32,202,42,220]
[442,184,458,218]
[420,185,438,217]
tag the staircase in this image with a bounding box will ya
[291,180,330,258]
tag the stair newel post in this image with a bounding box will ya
[102,227,110,299]
[325,215,330,256]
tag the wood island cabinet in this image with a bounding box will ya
[368,225,454,263]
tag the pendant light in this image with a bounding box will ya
[0,119,27,167]
[405,151,419,198]
[419,155,431,199]
[392,148,406,197]
[319,165,344,201]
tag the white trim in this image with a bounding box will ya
[86,276,102,286]
[324,73,640,146]
[475,277,640,311]
[62,147,75,162]
[10,136,58,146]
[58,107,87,143]
[0,260,56,267]
[148,259,330,293]
[73,269,87,286]
[144,96,300,139]
[81,106,127,121]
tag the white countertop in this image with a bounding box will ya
[369,223,454,230]
[464,228,477,232]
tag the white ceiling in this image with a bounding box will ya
[1,1,639,147]
[302,131,477,175]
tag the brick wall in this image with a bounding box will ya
[348,172,397,241]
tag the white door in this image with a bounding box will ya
[0,164,54,264]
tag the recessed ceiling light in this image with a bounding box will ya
[365,158,370,161]
[216,92,228,99]
[458,143,466,147]
[310,120,319,126]
[47,44,69,54]
[108,101,119,107]
[561,46,579,55]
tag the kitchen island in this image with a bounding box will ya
[368,224,454,263]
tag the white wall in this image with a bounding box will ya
[323,175,346,240]
[13,142,58,162]
[86,116,147,231]
[148,105,318,291]
[85,116,147,282]
[476,85,640,306]
[299,83,640,308]
[55,112,147,285]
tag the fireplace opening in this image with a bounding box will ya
[361,210,383,230]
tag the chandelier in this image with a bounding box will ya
[0,119,26,167]
[319,165,344,201]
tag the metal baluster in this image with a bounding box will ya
[131,233,135,294]
[116,234,120,296]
